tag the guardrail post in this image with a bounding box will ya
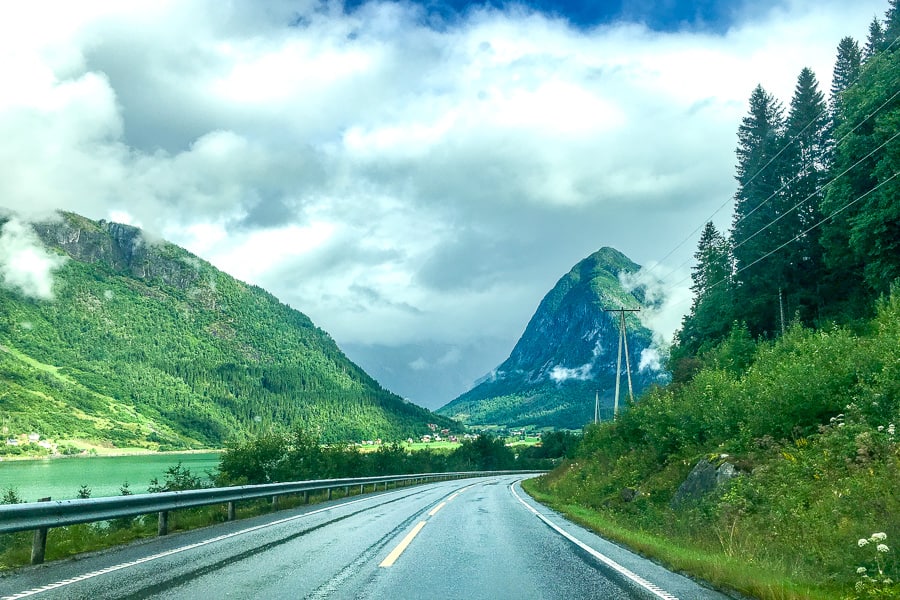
[327,488,332,500]
[344,486,349,497]
[158,511,169,536]
[30,497,51,565]
[271,495,278,509]
[359,484,364,494]
[303,491,309,504]
[227,501,236,521]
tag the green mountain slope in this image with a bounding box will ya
[438,248,668,429]
[0,212,453,451]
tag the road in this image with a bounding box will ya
[0,476,729,599]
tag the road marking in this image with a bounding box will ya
[379,521,426,568]
[1,493,382,600]
[509,483,680,600]
[378,482,476,569]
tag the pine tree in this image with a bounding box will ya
[830,37,862,126]
[782,68,829,325]
[730,85,787,337]
[864,17,886,60]
[886,0,900,50]
[676,222,733,356]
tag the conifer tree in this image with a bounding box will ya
[730,85,787,337]
[780,68,829,324]
[830,37,862,126]
[864,17,886,60]
[676,222,733,355]
[886,0,900,49]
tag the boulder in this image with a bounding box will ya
[671,458,739,508]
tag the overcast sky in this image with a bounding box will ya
[0,0,886,409]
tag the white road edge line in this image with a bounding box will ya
[2,493,381,600]
[509,483,680,600]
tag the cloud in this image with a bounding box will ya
[549,363,593,383]
[639,348,663,372]
[0,0,885,404]
[409,357,429,371]
[619,264,693,349]
[0,218,67,300]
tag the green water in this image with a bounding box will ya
[0,453,221,502]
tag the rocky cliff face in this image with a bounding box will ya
[438,247,667,429]
[31,213,201,290]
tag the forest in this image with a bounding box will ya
[529,4,900,600]
[0,214,454,452]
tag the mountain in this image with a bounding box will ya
[0,212,453,452]
[437,247,667,429]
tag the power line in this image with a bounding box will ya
[664,170,900,313]
[661,129,900,297]
[645,34,900,284]
[730,129,900,255]
[655,84,900,287]
[731,171,899,282]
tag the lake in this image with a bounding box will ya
[0,453,222,502]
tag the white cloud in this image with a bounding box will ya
[0,219,67,300]
[409,357,429,371]
[0,0,886,403]
[549,363,593,383]
[639,348,663,373]
[619,263,694,348]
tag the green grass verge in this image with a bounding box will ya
[521,479,844,600]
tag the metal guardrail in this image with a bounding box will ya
[0,470,543,564]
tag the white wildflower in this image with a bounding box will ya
[872,532,888,541]
[885,578,894,585]
[838,423,845,427]
[860,538,870,547]
[877,544,890,553]
[857,566,868,574]
[889,424,896,436]
[878,425,885,432]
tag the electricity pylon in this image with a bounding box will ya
[604,307,640,419]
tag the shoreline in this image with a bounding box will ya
[0,448,224,462]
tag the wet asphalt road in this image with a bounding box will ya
[0,476,730,599]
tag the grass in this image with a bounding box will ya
[521,479,844,600]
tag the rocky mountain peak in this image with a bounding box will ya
[438,247,667,429]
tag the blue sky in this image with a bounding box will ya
[0,0,887,409]
[344,0,767,31]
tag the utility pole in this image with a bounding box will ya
[604,307,640,419]
[594,390,600,424]
[778,288,786,336]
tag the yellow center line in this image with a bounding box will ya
[379,521,427,568]
[379,485,476,568]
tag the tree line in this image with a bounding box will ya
[215,429,579,485]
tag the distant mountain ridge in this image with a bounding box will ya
[437,247,667,429]
[0,212,452,452]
